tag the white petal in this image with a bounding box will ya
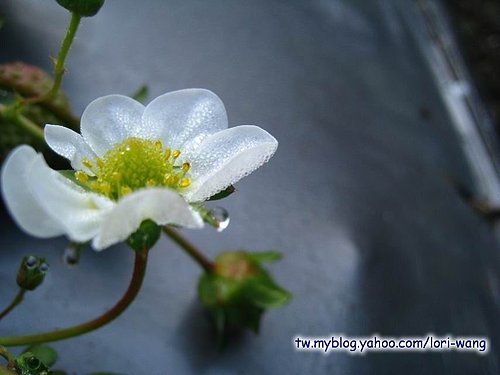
[184,125,278,202]
[27,154,113,243]
[44,124,97,174]
[92,188,203,250]
[142,89,228,151]
[81,95,146,156]
[1,146,64,237]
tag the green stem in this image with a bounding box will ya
[163,226,214,272]
[0,289,26,321]
[0,249,149,347]
[0,346,14,375]
[45,12,81,101]
[25,12,81,105]
[0,346,14,363]
[0,104,44,143]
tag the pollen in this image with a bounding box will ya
[72,137,192,200]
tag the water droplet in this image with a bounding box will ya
[39,262,49,273]
[209,207,230,232]
[25,256,38,269]
[63,244,81,267]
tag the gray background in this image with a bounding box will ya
[1,0,499,374]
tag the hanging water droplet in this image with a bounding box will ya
[39,262,49,273]
[209,207,230,232]
[24,255,38,269]
[62,244,81,267]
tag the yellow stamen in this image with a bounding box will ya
[182,162,190,173]
[75,171,88,183]
[112,172,122,181]
[164,148,171,160]
[100,182,111,195]
[179,178,191,188]
[120,186,132,196]
[82,158,93,169]
[172,150,181,159]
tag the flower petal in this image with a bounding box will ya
[142,89,228,152]
[92,188,203,250]
[1,146,64,237]
[27,153,113,243]
[183,125,278,202]
[81,95,146,156]
[44,124,97,174]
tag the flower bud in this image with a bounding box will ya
[55,0,105,17]
[16,256,49,291]
[198,251,290,341]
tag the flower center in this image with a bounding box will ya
[74,137,191,200]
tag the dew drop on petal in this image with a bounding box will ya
[62,244,81,267]
[209,207,230,232]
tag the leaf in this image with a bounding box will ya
[247,251,282,264]
[246,281,291,309]
[22,344,58,367]
[207,185,235,201]
[131,85,149,104]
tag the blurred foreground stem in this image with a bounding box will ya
[0,104,44,143]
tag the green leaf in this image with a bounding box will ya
[247,251,282,264]
[22,344,57,367]
[131,85,149,104]
[55,0,105,17]
[207,185,235,201]
[245,280,291,309]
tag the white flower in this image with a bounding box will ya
[1,89,278,250]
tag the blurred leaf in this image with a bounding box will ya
[246,280,291,309]
[247,251,282,264]
[22,344,57,367]
[208,185,235,201]
[131,85,149,104]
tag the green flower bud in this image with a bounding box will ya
[55,0,105,17]
[126,219,161,252]
[16,256,49,291]
[198,251,291,341]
